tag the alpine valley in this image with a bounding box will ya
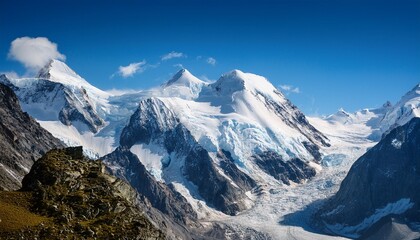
[1,59,419,239]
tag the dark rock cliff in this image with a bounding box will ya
[0,82,63,190]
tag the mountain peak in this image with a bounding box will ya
[165,68,204,87]
[225,69,245,77]
[35,59,109,99]
[37,59,78,80]
[211,69,280,98]
[36,59,91,88]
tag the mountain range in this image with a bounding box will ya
[0,59,419,239]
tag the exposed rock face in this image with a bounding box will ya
[58,86,104,133]
[2,147,164,239]
[183,145,249,215]
[102,147,197,225]
[253,151,316,185]
[314,118,420,238]
[0,82,63,191]
[217,150,257,191]
[261,93,330,149]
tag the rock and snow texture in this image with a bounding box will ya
[2,61,329,164]
[315,117,420,238]
[0,82,63,190]
[0,60,119,159]
[105,69,335,216]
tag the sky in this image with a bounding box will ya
[1,0,419,115]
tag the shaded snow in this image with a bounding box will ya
[38,121,116,159]
[130,143,168,182]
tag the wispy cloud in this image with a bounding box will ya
[161,51,184,61]
[8,37,66,73]
[279,84,300,94]
[206,57,216,66]
[117,60,147,78]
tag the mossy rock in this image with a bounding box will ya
[0,147,164,239]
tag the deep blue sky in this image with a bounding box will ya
[1,0,419,115]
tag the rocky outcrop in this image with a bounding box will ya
[314,118,420,238]
[0,147,164,239]
[253,151,316,185]
[0,82,63,190]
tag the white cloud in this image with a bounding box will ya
[0,71,20,79]
[206,57,216,66]
[117,60,147,78]
[279,84,300,94]
[8,37,66,72]
[161,51,184,61]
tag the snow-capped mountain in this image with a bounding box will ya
[0,60,122,158]
[103,68,333,220]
